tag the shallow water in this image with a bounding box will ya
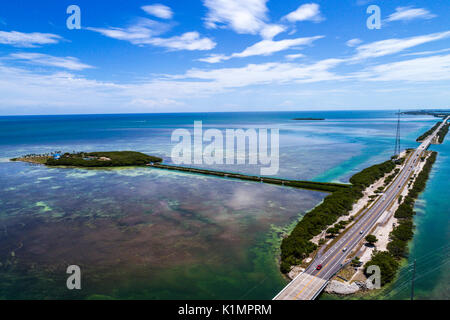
[0,111,445,299]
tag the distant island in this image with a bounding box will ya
[11,151,163,167]
[292,117,325,121]
[401,109,450,118]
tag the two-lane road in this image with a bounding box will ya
[275,117,449,300]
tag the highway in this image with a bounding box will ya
[274,116,449,300]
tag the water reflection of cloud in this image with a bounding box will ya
[226,186,266,211]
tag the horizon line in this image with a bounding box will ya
[1,108,448,117]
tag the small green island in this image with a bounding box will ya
[11,151,163,167]
[292,118,325,121]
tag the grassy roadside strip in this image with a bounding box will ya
[364,151,438,286]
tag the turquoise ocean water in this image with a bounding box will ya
[0,111,447,299]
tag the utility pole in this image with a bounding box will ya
[410,259,416,300]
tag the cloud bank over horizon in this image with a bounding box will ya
[0,1,449,115]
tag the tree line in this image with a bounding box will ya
[364,152,437,285]
[280,159,396,273]
[46,151,163,167]
[416,122,441,142]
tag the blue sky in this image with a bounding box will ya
[0,0,449,115]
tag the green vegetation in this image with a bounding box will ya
[384,168,400,187]
[283,180,348,193]
[11,151,61,164]
[402,110,450,118]
[326,227,339,237]
[365,234,378,245]
[349,160,396,187]
[46,151,163,167]
[11,155,50,164]
[351,256,361,267]
[416,121,449,144]
[364,251,399,286]
[364,151,437,286]
[437,123,449,143]
[408,152,437,200]
[152,163,349,193]
[280,159,396,273]
[416,122,441,142]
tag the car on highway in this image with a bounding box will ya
[316,264,322,270]
[343,247,347,252]
[360,230,363,234]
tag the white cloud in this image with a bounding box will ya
[198,54,229,63]
[129,98,184,107]
[0,54,345,114]
[285,53,305,60]
[0,62,124,113]
[4,26,450,113]
[88,19,215,51]
[0,31,62,48]
[87,18,169,43]
[355,54,450,82]
[283,3,324,23]
[141,4,173,19]
[199,35,322,63]
[233,36,323,58]
[352,31,450,60]
[178,58,344,87]
[402,48,450,57]
[260,24,286,39]
[346,38,362,47]
[7,53,94,70]
[150,32,216,51]
[387,7,436,22]
[203,0,268,35]
[3,49,450,114]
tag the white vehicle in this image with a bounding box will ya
[360,230,363,234]
[343,247,347,252]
